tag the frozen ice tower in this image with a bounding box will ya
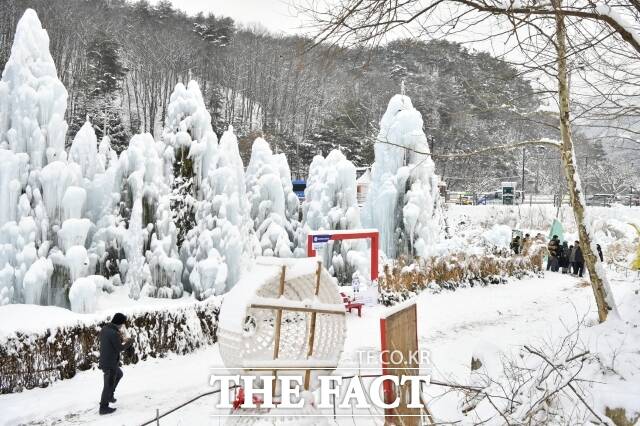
[362,94,442,258]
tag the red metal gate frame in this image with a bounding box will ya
[306,229,379,281]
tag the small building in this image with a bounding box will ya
[502,181,517,205]
[292,179,306,201]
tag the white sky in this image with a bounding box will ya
[167,0,303,34]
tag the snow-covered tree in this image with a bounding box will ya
[245,137,299,257]
[300,149,367,282]
[362,94,442,259]
[182,126,256,299]
[163,81,218,247]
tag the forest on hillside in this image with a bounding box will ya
[0,0,627,195]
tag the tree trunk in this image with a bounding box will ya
[553,0,616,322]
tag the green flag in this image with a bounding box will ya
[548,218,565,243]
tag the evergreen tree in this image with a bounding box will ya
[71,30,128,153]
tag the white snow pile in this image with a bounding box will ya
[245,137,299,257]
[481,224,513,248]
[69,275,114,314]
[449,273,640,425]
[299,149,368,280]
[362,94,443,259]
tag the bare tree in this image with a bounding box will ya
[299,0,640,321]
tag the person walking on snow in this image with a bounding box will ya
[99,313,133,415]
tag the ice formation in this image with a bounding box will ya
[163,81,218,190]
[300,149,367,281]
[69,277,98,314]
[0,9,71,306]
[68,275,114,313]
[163,81,219,246]
[1,9,447,311]
[245,138,298,257]
[119,133,182,299]
[23,258,53,305]
[182,126,256,299]
[362,94,442,258]
[69,120,99,180]
[0,9,68,167]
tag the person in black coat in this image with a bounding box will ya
[559,241,570,273]
[596,244,604,262]
[99,313,133,415]
[573,241,585,277]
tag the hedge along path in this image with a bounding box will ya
[0,300,220,394]
[379,244,547,306]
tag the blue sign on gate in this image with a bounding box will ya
[312,234,332,249]
[312,234,331,244]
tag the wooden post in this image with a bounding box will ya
[304,262,323,389]
[380,303,420,425]
[272,265,286,395]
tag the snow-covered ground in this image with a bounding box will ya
[2,269,637,425]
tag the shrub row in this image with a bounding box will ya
[379,246,545,306]
[0,300,219,394]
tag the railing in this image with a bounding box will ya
[607,262,640,280]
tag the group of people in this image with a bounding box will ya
[546,235,604,277]
[510,230,605,278]
[510,233,532,255]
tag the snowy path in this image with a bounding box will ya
[1,272,633,426]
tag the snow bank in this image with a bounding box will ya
[0,297,220,394]
[68,277,98,313]
[481,224,512,248]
